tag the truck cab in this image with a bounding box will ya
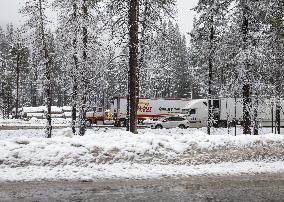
[181,99,208,128]
[85,107,104,125]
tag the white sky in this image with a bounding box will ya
[0,0,198,40]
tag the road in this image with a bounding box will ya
[0,174,284,202]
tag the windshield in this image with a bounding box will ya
[189,109,196,115]
[182,109,190,114]
[181,108,196,115]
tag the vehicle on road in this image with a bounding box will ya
[145,116,190,129]
[181,98,284,128]
[111,97,191,127]
[85,108,114,126]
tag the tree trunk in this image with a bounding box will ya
[253,95,259,135]
[39,0,52,138]
[207,15,214,135]
[276,69,280,134]
[79,0,88,136]
[243,84,251,134]
[128,0,139,134]
[276,98,280,134]
[15,47,20,119]
[242,2,251,135]
[7,90,11,118]
[1,81,5,118]
[72,3,78,135]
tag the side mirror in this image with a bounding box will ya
[162,119,167,122]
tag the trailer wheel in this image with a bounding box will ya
[155,125,163,129]
[178,124,186,129]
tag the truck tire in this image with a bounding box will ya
[86,120,92,127]
[178,124,186,129]
[120,119,126,127]
[155,125,163,129]
[114,120,120,127]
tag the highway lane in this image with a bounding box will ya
[1,174,284,202]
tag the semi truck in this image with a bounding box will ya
[85,107,113,126]
[110,96,191,127]
[181,98,284,128]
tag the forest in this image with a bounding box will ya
[0,0,283,136]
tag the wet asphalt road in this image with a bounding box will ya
[0,174,284,202]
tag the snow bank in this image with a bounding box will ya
[0,129,284,168]
[1,161,284,182]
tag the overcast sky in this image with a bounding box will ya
[0,0,197,39]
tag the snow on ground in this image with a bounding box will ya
[0,128,284,166]
[0,127,284,181]
[1,161,284,182]
[0,118,71,127]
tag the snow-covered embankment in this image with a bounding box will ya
[1,129,284,166]
[0,128,284,181]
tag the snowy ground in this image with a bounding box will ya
[0,127,284,182]
[0,118,71,127]
[1,162,284,182]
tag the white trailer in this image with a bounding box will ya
[181,98,284,128]
[110,97,191,126]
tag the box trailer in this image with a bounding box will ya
[111,97,191,126]
[181,98,284,128]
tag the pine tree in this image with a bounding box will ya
[10,30,29,119]
[191,0,229,134]
[53,0,80,134]
[264,0,284,134]
[54,0,102,135]
[21,0,53,138]
[78,0,89,136]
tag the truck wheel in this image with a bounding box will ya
[120,119,126,127]
[86,120,92,127]
[155,125,163,129]
[178,124,186,129]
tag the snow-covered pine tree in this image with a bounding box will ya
[0,25,13,118]
[0,26,9,118]
[229,0,267,135]
[138,0,177,98]
[191,0,229,134]
[53,0,81,135]
[54,0,102,136]
[78,0,89,136]
[103,0,177,132]
[21,0,53,138]
[262,0,284,134]
[151,21,189,98]
[239,0,251,135]
[0,24,30,118]
[10,29,29,119]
